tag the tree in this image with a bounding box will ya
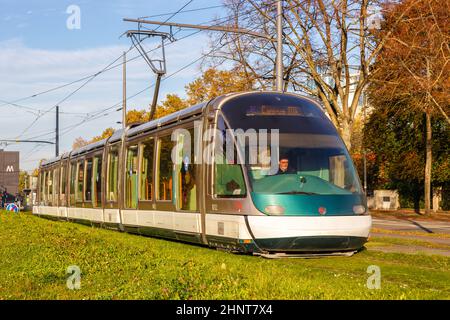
[71,67,254,148]
[72,137,89,150]
[185,68,255,105]
[31,168,39,177]
[363,102,449,211]
[126,110,149,125]
[367,0,449,213]
[155,94,189,119]
[91,127,115,142]
[152,67,254,117]
[19,171,29,193]
[206,0,421,151]
[72,128,115,149]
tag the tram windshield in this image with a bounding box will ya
[221,94,363,195]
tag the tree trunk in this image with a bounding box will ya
[340,119,352,151]
[424,111,432,214]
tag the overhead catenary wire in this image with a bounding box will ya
[59,21,268,138]
[15,44,137,140]
[7,19,222,139]
[0,2,202,109]
[138,4,225,19]
[25,19,264,161]
[17,1,277,164]
[1,0,276,111]
[152,0,194,33]
[2,1,274,119]
[0,0,193,111]
[19,9,264,142]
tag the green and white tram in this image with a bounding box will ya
[34,91,371,257]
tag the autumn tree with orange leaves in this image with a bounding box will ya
[367,0,449,214]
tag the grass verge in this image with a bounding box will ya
[371,227,450,240]
[0,211,449,300]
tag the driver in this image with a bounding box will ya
[276,155,294,175]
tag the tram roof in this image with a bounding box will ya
[126,102,207,138]
[39,92,322,168]
[104,128,124,144]
[71,138,107,157]
[40,155,62,167]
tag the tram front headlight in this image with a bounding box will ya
[265,205,285,215]
[353,205,367,215]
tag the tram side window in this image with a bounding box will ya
[60,164,67,205]
[214,116,246,198]
[47,170,53,205]
[69,161,77,206]
[107,146,119,202]
[139,138,154,201]
[76,161,84,203]
[85,158,93,202]
[157,135,174,201]
[39,171,45,205]
[125,145,138,208]
[178,128,197,211]
[53,168,59,206]
[93,155,102,207]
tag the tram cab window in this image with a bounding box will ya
[85,158,93,202]
[107,146,119,202]
[176,128,197,210]
[76,161,84,203]
[214,116,246,198]
[93,155,102,207]
[139,138,154,201]
[125,145,138,208]
[219,94,363,195]
[157,135,174,201]
[69,161,77,206]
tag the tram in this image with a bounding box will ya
[34,91,371,257]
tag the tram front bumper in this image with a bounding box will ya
[246,215,372,252]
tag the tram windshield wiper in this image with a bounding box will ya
[276,191,317,195]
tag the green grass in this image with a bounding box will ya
[0,211,449,300]
[372,227,450,239]
[368,235,450,250]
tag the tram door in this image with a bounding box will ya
[125,145,139,209]
[174,128,197,211]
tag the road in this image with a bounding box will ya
[369,217,450,256]
[372,217,450,234]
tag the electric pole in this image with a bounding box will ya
[56,105,59,157]
[122,51,127,129]
[276,0,283,91]
[363,94,367,195]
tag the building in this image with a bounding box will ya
[0,149,19,196]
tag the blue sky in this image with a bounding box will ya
[0,0,225,171]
